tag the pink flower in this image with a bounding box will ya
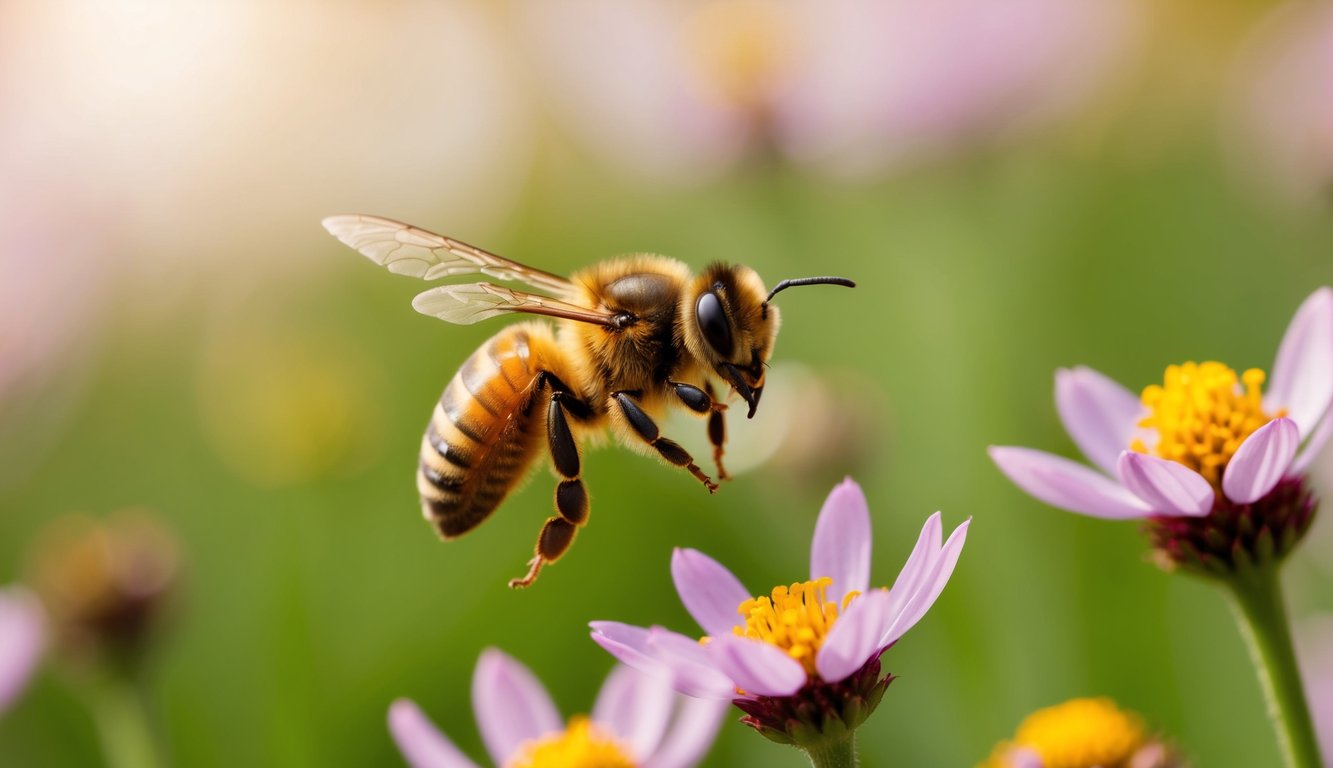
[0,585,45,716]
[521,0,1136,182]
[978,696,1184,768]
[590,478,968,742]
[1227,0,1333,205]
[776,0,1138,179]
[992,289,1333,519]
[990,288,1333,573]
[388,649,725,768]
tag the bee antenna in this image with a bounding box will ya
[764,276,857,305]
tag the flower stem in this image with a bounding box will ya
[1223,564,1322,768]
[803,734,858,768]
[88,674,164,768]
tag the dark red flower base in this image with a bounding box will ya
[1145,476,1317,577]
[732,652,892,747]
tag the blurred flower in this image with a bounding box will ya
[591,478,969,754]
[26,511,179,661]
[0,178,114,492]
[1295,614,1333,764]
[520,0,756,183]
[522,0,1136,182]
[0,1,532,307]
[1226,0,1333,206]
[0,586,45,716]
[978,698,1185,768]
[990,288,1333,576]
[388,648,726,768]
[0,190,109,407]
[776,0,1138,179]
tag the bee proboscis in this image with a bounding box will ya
[323,214,854,587]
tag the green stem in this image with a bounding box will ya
[88,674,164,768]
[803,734,858,768]
[1223,564,1322,768]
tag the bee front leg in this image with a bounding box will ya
[509,382,592,589]
[613,391,718,493]
[704,382,729,481]
[669,381,730,482]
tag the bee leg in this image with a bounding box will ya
[509,387,590,589]
[670,381,731,482]
[613,391,718,493]
[704,382,729,481]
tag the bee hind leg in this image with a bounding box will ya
[614,390,718,493]
[509,385,591,589]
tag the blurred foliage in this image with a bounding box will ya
[3,1,1333,767]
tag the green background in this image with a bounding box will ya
[3,5,1333,767]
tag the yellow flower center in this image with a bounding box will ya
[732,577,859,676]
[1008,698,1146,768]
[506,717,636,768]
[683,0,792,112]
[1132,361,1281,485]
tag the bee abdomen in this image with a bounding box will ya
[416,327,549,539]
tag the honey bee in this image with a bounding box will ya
[323,215,854,587]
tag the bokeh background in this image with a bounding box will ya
[3,0,1333,765]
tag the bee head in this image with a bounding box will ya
[683,265,854,419]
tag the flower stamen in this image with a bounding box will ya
[506,716,636,768]
[1007,698,1146,768]
[1132,361,1282,485]
[733,577,856,676]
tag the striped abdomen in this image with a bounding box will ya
[417,324,556,538]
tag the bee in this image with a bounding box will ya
[323,215,854,587]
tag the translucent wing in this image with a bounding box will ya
[322,214,574,296]
[412,283,617,327]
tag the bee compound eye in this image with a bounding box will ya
[695,290,733,357]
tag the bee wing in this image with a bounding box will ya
[321,214,574,296]
[412,283,618,327]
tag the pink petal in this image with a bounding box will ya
[706,634,807,698]
[816,589,895,683]
[886,512,942,613]
[880,518,970,647]
[387,699,481,768]
[809,477,873,604]
[1008,746,1045,768]
[1055,366,1144,476]
[1293,408,1333,473]
[642,695,729,768]
[0,587,44,715]
[1116,451,1214,516]
[471,649,561,766]
[644,629,738,700]
[1223,417,1301,504]
[670,548,749,638]
[590,621,658,670]
[989,446,1153,519]
[1295,615,1333,764]
[589,623,734,700]
[1267,287,1333,437]
[592,665,673,761]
